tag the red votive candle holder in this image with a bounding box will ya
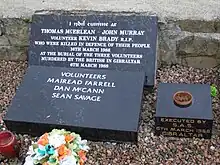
[0,131,20,158]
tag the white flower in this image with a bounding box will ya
[80,145,90,152]
[48,134,66,148]
[33,152,47,161]
[54,149,59,157]
[78,140,89,151]
[26,146,35,155]
[23,156,34,165]
[60,156,77,165]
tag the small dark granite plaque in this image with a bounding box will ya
[155,83,213,139]
[28,14,158,86]
[4,66,145,142]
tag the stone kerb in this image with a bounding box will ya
[0,10,220,68]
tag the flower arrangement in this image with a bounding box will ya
[24,129,89,165]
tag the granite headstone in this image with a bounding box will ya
[28,14,158,86]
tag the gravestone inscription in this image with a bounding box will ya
[29,14,158,86]
[4,66,145,142]
[155,83,213,139]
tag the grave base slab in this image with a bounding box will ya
[4,66,145,143]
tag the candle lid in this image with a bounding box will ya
[0,131,14,146]
[173,91,193,107]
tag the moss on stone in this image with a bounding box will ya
[22,18,32,24]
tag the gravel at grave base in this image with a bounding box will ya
[0,60,219,165]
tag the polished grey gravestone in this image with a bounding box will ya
[28,14,158,86]
[155,83,213,139]
[4,66,145,142]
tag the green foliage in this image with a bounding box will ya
[210,85,218,97]
[22,18,32,23]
